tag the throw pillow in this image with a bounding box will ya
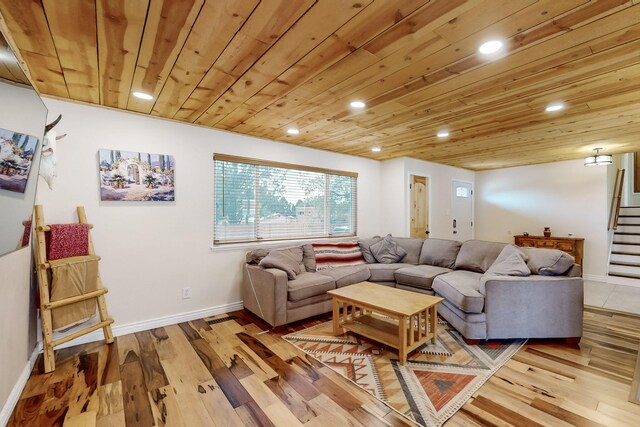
[312,242,366,270]
[245,248,271,265]
[302,244,317,272]
[455,240,508,273]
[521,247,575,276]
[485,245,531,276]
[369,234,407,264]
[259,247,303,280]
[358,236,382,263]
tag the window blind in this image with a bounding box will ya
[213,155,357,244]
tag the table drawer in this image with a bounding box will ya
[516,239,536,247]
[535,240,556,248]
[556,242,576,253]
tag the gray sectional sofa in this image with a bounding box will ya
[242,237,584,342]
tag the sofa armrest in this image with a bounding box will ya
[242,264,288,327]
[481,276,583,339]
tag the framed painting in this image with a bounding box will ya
[98,149,175,201]
[0,127,39,193]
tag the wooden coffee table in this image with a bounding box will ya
[328,281,444,364]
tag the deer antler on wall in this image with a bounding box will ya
[40,114,66,190]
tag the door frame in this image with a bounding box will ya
[405,171,431,237]
[451,179,475,240]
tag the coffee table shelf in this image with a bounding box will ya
[342,312,437,354]
[328,282,443,364]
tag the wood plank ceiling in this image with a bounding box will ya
[1,0,639,170]
[0,33,28,85]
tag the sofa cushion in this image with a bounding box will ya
[432,270,485,313]
[455,240,507,273]
[370,235,407,263]
[485,245,530,277]
[437,299,487,339]
[312,242,365,270]
[302,244,317,272]
[391,237,424,264]
[521,247,574,276]
[367,263,407,282]
[394,265,452,290]
[419,238,461,268]
[259,247,303,279]
[396,284,435,295]
[287,272,336,302]
[359,236,382,263]
[439,298,487,324]
[318,265,371,288]
[286,293,331,310]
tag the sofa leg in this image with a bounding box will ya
[565,337,581,344]
[463,338,481,345]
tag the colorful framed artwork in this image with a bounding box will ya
[0,127,39,193]
[98,149,175,201]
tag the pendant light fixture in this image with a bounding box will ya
[584,148,612,166]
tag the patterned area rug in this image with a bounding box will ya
[284,318,526,427]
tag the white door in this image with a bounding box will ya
[452,180,473,241]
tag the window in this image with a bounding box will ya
[455,186,470,198]
[214,154,357,244]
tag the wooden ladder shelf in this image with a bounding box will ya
[34,205,114,372]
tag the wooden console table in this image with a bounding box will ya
[514,235,584,268]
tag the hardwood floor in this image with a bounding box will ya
[8,306,640,426]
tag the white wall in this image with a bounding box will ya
[380,158,406,236]
[380,157,475,239]
[37,98,383,327]
[621,153,640,206]
[607,154,623,244]
[475,159,609,278]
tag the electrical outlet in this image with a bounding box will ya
[182,287,192,299]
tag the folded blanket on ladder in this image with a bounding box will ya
[49,255,100,331]
[20,219,32,248]
[47,223,90,260]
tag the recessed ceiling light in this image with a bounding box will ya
[371,147,381,152]
[545,102,565,112]
[478,40,503,55]
[437,130,450,138]
[132,91,154,100]
[350,100,366,108]
[287,128,300,135]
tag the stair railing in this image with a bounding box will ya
[608,168,625,231]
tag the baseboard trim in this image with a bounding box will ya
[602,276,640,288]
[583,274,608,282]
[38,301,244,352]
[0,346,39,426]
[583,273,640,288]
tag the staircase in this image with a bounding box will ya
[609,206,640,280]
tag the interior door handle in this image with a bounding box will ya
[425,231,430,235]
[453,219,457,228]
